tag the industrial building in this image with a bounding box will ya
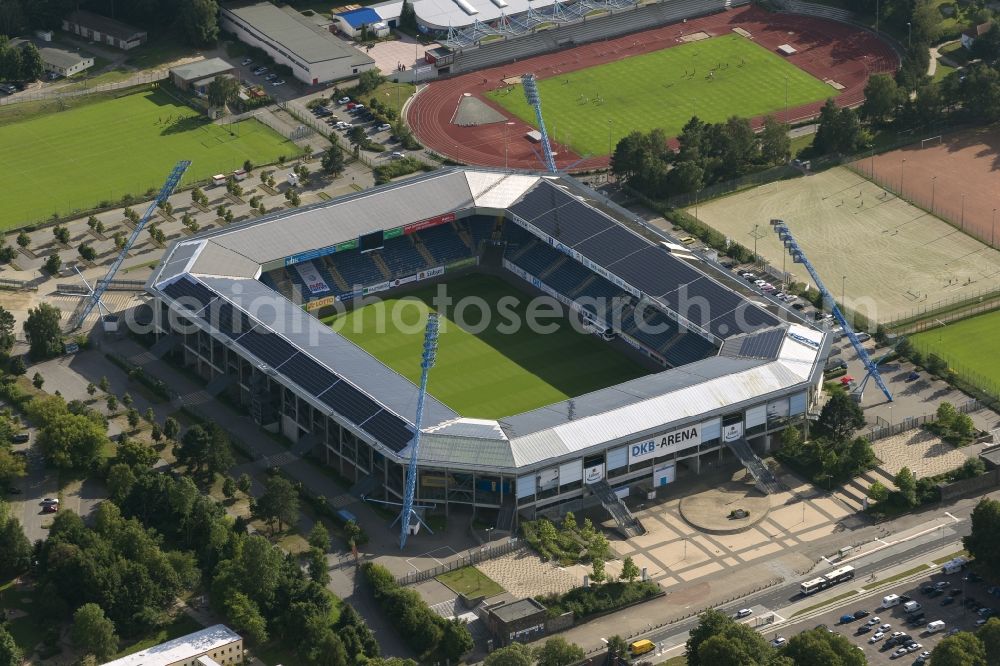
[170,58,237,93]
[62,10,147,50]
[220,2,375,84]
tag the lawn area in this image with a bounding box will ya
[0,86,300,230]
[113,613,204,658]
[326,274,649,418]
[365,80,417,116]
[486,35,832,156]
[911,310,1000,397]
[0,578,45,654]
[436,566,505,598]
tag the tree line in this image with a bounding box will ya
[611,115,790,200]
[0,36,42,83]
[0,0,220,47]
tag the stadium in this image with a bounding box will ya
[147,169,830,529]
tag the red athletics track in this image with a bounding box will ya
[407,6,897,171]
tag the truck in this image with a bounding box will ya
[904,601,922,614]
[926,620,946,633]
[882,594,902,608]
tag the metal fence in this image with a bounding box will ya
[0,71,168,106]
[885,287,1000,333]
[396,540,527,586]
[908,340,1000,404]
[0,277,36,291]
[864,398,983,442]
[667,163,800,209]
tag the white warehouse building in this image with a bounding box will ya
[220,1,375,85]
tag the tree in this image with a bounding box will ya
[23,302,62,359]
[357,67,385,94]
[894,467,918,507]
[867,480,889,503]
[126,408,141,431]
[106,394,119,413]
[98,376,110,392]
[53,225,69,244]
[6,356,24,376]
[0,449,27,491]
[208,76,240,109]
[237,472,252,495]
[107,462,137,504]
[348,125,367,147]
[817,389,865,441]
[31,371,43,389]
[783,627,864,666]
[590,557,606,583]
[966,498,1000,578]
[484,642,534,666]
[18,42,42,81]
[42,253,61,275]
[686,609,733,666]
[255,475,300,532]
[163,416,180,440]
[15,232,29,250]
[620,554,641,583]
[0,45,20,84]
[72,603,119,661]
[0,625,22,666]
[759,116,790,165]
[86,382,96,397]
[399,0,417,31]
[224,590,268,643]
[121,392,133,408]
[222,476,237,500]
[0,509,31,577]
[932,631,987,666]
[321,143,345,176]
[0,305,14,358]
[33,407,107,470]
[78,243,97,262]
[309,522,330,552]
[861,74,902,124]
[307,546,330,585]
[978,618,1000,664]
[310,631,348,666]
[178,0,220,46]
[813,99,865,155]
[534,637,585,666]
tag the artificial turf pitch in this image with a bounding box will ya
[486,35,832,156]
[0,87,298,230]
[328,274,649,418]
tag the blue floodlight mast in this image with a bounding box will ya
[74,160,191,329]
[521,74,558,173]
[770,220,893,402]
[399,313,440,549]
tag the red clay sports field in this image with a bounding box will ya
[407,6,897,171]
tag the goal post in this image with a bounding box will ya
[920,135,942,149]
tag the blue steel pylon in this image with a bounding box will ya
[521,74,558,173]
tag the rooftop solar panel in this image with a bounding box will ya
[203,301,255,339]
[319,380,381,424]
[739,327,786,359]
[509,182,610,246]
[278,353,339,396]
[235,327,297,368]
[361,410,414,452]
[162,277,217,311]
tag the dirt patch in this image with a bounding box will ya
[680,31,712,42]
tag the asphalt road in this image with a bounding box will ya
[7,432,58,543]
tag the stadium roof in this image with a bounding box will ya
[102,624,240,666]
[336,7,383,29]
[171,58,235,82]
[222,2,375,65]
[150,168,825,473]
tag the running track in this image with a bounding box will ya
[408,6,897,171]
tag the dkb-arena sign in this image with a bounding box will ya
[627,424,701,464]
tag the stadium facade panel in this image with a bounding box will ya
[148,169,829,517]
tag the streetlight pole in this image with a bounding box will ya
[607,118,613,158]
[842,275,847,310]
[504,121,514,170]
[993,208,997,247]
[907,22,912,48]
[784,75,788,121]
[962,194,966,230]
[875,0,880,34]
[900,158,906,193]
[931,175,936,212]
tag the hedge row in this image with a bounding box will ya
[538,580,662,619]
[362,562,472,661]
[104,352,172,401]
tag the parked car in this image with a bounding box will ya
[390,151,406,159]
[252,66,267,75]
[856,332,871,342]
[869,632,884,643]
[857,624,872,634]
[241,58,253,66]
[770,637,786,648]
[41,497,59,505]
[853,610,870,619]
[906,371,921,382]
[377,123,392,132]
[271,79,285,87]
[11,432,29,443]
[265,73,277,81]
[42,503,58,513]
[337,96,350,104]
[839,614,856,624]
[735,609,753,618]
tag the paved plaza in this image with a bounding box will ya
[872,430,976,478]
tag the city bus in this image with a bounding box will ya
[799,565,856,596]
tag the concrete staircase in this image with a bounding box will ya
[372,253,392,280]
[591,480,645,538]
[836,468,898,512]
[415,240,436,267]
[322,256,350,292]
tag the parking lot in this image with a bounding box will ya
[774,567,998,664]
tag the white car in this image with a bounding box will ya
[735,609,753,619]
[907,643,923,653]
[867,617,881,626]
[770,637,786,648]
[893,647,909,659]
[390,151,406,159]
[41,497,59,505]
[377,123,392,132]
[878,623,891,632]
[240,57,253,66]
[869,632,884,643]
[754,279,767,286]
[337,97,350,104]
[271,79,285,87]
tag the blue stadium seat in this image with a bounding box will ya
[329,251,384,289]
[420,224,472,265]
[379,237,429,277]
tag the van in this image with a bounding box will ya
[629,640,655,657]
[882,594,901,608]
[904,601,922,614]
[942,557,968,574]
[926,620,945,633]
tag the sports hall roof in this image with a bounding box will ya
[408,0,561,30]
[150,169,825,472]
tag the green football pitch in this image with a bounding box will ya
[327,274,650,418]
[486,34,833,156]
[0,87,299,230]
[911,310,1000,395]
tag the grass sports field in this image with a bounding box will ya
[486,35,832,156]
[0,86,298,230]
[911,311,1000,396]
[328,274,649,418]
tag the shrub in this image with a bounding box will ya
[539,580,662,619]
